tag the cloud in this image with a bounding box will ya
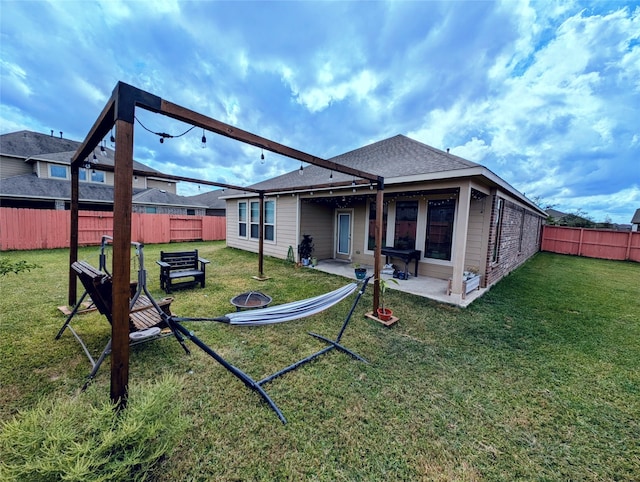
[1,1,638,223]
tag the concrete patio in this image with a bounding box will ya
[310,259,487,308]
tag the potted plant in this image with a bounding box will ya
[376,277,398,321]
[353,263,367,280]
[298,234,314,266]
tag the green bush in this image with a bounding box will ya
[0,258,41,276]
[0,374,188,482]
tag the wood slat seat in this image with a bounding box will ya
[72,261,173,333]
[156,250,209,293]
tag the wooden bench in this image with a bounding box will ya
[71,261,173,332]
[157,250,210,293]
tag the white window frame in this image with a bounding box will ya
[264,199,276,242]
[49,164,68,179]
[250,201,260,239]
[238,201,248,239]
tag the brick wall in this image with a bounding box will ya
[485,196,542,287]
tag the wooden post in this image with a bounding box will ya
[110,119,134,410]
[68,162,80,307]
[373,188,384,311]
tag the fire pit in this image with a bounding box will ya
[230,291,272,311]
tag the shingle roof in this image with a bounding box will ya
[187,189,229,209]
[248,134,479,190]
[631,208,640,224]
[0,174,133,202]
[0,130,80,157]
[0,130,162,173]
[0,174,206,207]
[133,188,207,208]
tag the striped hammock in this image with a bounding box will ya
[223,282,359,326]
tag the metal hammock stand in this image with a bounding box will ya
[168,275,373,424]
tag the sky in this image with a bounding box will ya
[1,0,639,224]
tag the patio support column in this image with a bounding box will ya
[68,162,80,307]
[110,119,134,410]
[258,192,264,277]
[450,183,471,301]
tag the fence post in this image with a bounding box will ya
[578,228,584,256]
[626,231,633,261]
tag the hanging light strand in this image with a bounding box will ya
[134,116,196,143]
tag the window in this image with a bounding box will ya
[425,199,455,260]
[264,200,275,241]
[394,201,418,249]
[238,202,247,237]
[78,168,105,183]
[187,209,196,216]
[250,201,260,239]
[491,198,504,263]
[145,206,157,214]
[367,200,387,250]
[518,209,525,252]
[49,165,68,179]
[90,170,105,183]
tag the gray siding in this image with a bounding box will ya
[0,156,31,179]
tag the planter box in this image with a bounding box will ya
[447,274,482,299]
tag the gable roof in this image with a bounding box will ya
[248,135,479,191]
[631,208,640,224]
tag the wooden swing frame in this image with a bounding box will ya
[68,81,385,409]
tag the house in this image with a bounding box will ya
[0,130,207,214]
[632,209,640,232]
[224,134,546,304]
[188,188,230,216]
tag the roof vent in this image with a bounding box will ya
[50,130,54,137]
[60,131,63,139]
[446,148,450,153]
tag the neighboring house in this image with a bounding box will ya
[188,188,230,216]
[632,209,640,232]
[545,208,595,228]
[223,134,547,301]
[0,130,206,214]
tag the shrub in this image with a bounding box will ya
[0,258,41,276]
[0,374,188,482]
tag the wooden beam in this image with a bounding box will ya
[110,119,134,410]
[71,97,115,167]
[158,99,382,185]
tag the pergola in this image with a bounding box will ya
[69,81,385,407]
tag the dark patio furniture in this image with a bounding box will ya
[381,247,421,278]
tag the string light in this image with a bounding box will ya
[299,163,304,176]
[201,129,207,148]
[261,149,265,164]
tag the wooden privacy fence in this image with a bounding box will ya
[0,208,226,251]
[541,225,640,262]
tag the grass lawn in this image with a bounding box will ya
[1,243,638,480]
